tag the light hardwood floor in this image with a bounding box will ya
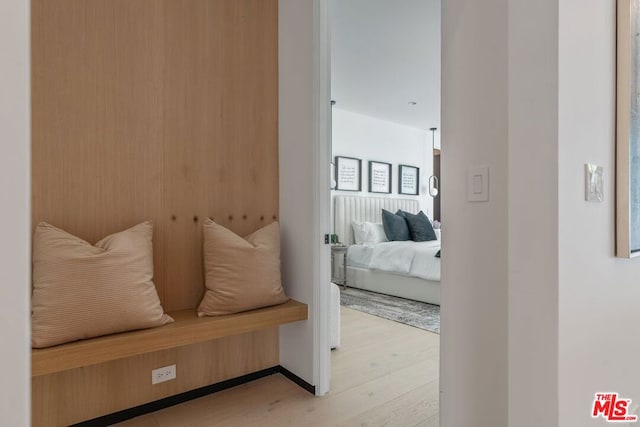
[116,307,440,427]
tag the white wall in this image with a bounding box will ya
[508,0,559,426]
[329,0,441,134]
[332,108,434,216]
[444,1,640,426]
[279,0,332,394]
[285,1,640,425]
[558,2,640,426]
[0,0,31,425]
[440,1,508,426]
[278,0,316,386]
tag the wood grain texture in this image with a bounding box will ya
[617,0,634,258]
[114,308,440,427]
[162,0,279,310]
[31,0,279,309]
[32,329,279,427]
[31,0,281,423]
[31,0,167,299]
[32,300,306,377]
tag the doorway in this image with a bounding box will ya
[325,0,442,423]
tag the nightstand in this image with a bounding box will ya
[331,245,348,288]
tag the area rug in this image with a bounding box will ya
[340,287,440,334]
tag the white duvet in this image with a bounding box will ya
[366,240,441,281]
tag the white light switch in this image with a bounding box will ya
[472,175,483,194]
[468,166,489,202]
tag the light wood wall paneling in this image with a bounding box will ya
[31,0,167,301]
[32,300,307,377]
[32,329,279,427]
[162,0,279,311]
[31,0,281,421]
[32,0,279,310]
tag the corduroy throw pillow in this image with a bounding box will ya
[31,221,173,348]
[198,220,288,316]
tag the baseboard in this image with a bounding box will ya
[72,365,314,426]
[279,366,316,395]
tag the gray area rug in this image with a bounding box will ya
[340,287,440,334]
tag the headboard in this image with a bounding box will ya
[333,196,420,246]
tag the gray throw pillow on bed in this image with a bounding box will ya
[401,210,437,242]
[381,209,411,241]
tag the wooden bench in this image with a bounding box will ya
[32,300,308,426]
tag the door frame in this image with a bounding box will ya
[312,0,332,396]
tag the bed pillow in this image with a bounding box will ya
[198,220,289,316]
[381,209,411,241]
[362,222,388,246]
[401,210,438,242]
[31,222,173,348]
[352,221,387,245]
[351,221,366,245]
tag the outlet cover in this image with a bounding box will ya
[151,364,176,385]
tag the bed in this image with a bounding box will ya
[333,195,441,305]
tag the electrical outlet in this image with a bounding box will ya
[151,364,176,385]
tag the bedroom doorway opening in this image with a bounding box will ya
[326,0,442,423]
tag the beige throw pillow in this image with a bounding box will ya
[31,222,173,348]
[198,220,288,316]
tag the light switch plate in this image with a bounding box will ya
[468,166,489,202]
[585,163,603,202]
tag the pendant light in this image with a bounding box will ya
[428,127,439,197]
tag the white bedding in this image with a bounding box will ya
[349,241,441,282]
[346,245,374,268]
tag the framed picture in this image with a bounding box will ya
[616,0,640,257]
[335,156,362,191]
[368,161,392,194]
[399,164,419,195]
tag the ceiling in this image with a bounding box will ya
[330,0,441,131]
